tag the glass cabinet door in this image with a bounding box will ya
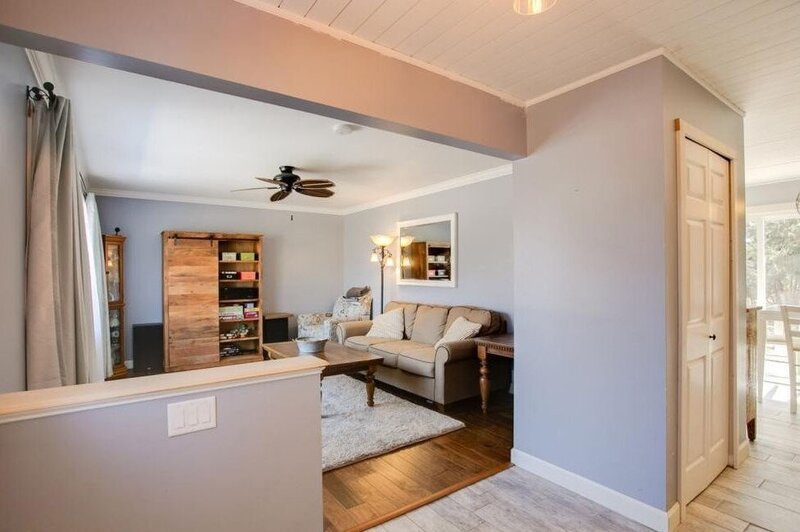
[106,242,122,303]
[109,307,123,367]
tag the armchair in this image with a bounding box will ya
[297,290,372,342]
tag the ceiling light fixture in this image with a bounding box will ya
[513,0,558,15]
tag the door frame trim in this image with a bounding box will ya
[675,118,744,519]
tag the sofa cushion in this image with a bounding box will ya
[368,340,430,368]
[366,308,404,339]
[445,306,497,335]
[397,347,436,378]
[384,301,418,338]
[344,335,395,352]
[409,305,448,345]
[434,316,482,349]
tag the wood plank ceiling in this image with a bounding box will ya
[238,0,800,185]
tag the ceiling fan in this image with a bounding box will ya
[232,166,335,202]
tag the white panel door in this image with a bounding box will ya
[680,138,730,505]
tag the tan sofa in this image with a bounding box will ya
[336,301,507,406]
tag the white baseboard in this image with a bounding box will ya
[511,448,673,532]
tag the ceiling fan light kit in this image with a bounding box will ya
[231,165,336,203]
[513,0,558,16]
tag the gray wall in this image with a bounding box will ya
[97,196,344,359]
[513,56,745,511]
[0,43,34,393]
[745,179,800,206]
[342,176,514,327]
[0,373,323,531]
[514,59,668,509]
[661,57,745,508]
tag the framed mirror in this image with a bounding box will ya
[397,213,457,287]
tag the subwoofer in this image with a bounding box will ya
[132,323,164,374]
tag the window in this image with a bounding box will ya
[746,207,800,307]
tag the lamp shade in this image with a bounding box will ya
[399,236,415,247]
[402,256,411,267]
[385,256,395,267]
[513,0,558,15]
[370,234,395,247]
[370,252,379,263]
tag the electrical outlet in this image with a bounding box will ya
[167,396,216,437]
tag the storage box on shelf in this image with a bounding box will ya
[162,231,264,371]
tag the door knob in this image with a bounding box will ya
[709,334,717,340]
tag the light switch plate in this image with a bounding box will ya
[167,396,216,437]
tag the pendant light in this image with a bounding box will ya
[513,0,558,15]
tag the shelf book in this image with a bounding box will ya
[162,231,264,372]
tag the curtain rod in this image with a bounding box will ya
[26,81,56,108]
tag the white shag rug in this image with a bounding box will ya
[321,375,465,471]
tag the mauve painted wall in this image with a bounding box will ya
[342,176,514,326]
[514,59,668,509]
[0,0,525,158]
[0,43,33,393]
[0,374,323,531]
[97,196,343,360]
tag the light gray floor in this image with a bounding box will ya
[374,360,800,532]
[370,466,649,532]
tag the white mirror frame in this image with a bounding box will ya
[396,213,457,288]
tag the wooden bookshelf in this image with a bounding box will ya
[162,231,264,372]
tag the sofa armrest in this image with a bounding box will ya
[435,339,477,365]
[336,320,373,342]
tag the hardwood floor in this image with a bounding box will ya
[323,382,513,532]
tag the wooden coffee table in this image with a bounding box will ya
[262,341,383,407]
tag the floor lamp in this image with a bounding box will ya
[370,234,395,313]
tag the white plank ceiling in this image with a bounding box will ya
[239,0,800,185]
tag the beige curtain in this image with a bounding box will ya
[26,96,108,389]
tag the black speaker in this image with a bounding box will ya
[132,323,164,375]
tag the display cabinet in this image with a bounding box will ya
[103,233,128,379]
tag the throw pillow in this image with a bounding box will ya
[434,316,482,349]
[345,286,370,298]
[366,308,404,339]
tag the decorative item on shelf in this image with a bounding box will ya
[239,252,257,261]
[220,345,242,357]
[220,271,239,280]
[243,303,260,319]
[220,251,237,262]
[240,271,257,281]
[369,234,395,312]
[220,286,259,300]
[220,305,245,321]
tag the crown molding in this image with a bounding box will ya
[745,176,800,188]
[339,164,513,215]
[90,164,513,216]
[524,49,665,107]
[661,49,745,117]
[524,47,744,117]
[232,0,525,108]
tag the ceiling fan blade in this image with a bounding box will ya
[256,177,283,185]
[295,179,335,188]
[231,186,278,192]
[270,190,291,202]
[295,188,334,198]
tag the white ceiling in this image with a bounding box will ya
[51,55,507,213]
[240,0,800,185]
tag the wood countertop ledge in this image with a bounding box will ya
[0,357,327,423]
